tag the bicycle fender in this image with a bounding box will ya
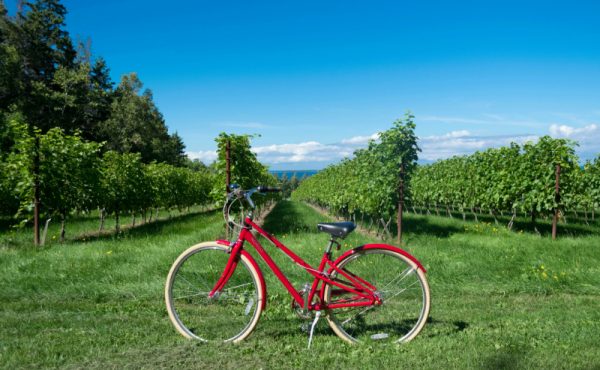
[216,240,268,309]
[331,244,427,273]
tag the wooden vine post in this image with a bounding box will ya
[397,162,405,244]
[225,139,231,237]
[552,163,561,240]
[225,139,231,194]
[33,133,41,246]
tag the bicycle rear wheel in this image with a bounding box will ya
[324,247,430,344]
[165,242,263,343]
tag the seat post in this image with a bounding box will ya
[325,238,338,254]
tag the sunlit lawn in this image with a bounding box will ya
[1,201,599,368]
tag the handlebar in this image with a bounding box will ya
[223,184,281,229]
[227,184,281,209]
[257,186,281,193]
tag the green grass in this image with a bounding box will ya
[0,205,214,248]
[1,200,600,368]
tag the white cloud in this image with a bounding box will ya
[252,130,540,165]
[425,130,471,140]
[253,141,353,163]
[419,132,538,161]
[341,133,380,145]
[186,150,217,163]
[549,124,598,137]
[186,121,600,168]
[548,123,600,160]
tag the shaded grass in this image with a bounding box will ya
[1,200,600,368]
[0,205,215,248]
[409,206,600,237]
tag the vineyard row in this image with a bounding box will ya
[294,134,600,235]
[1,124,277,241]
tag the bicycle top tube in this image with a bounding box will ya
[230,221,378,310]
[220,186,380,311]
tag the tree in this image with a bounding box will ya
[99,73,185,164]
[585,156,600,220]
[38,128,101,241]
[212,132,277,205]
[293,115,420,241]
[163,132,186,166]
[49,63,91,133]
[279,173,291,198]
[1,0,192,241]
[7,0,77,132]
[0,112,31,218]
[184,157,209,172]
[289,173,300,193]
[99,151,146,233]
[374,113,420,242]
[0,3,24,110]
[214,133,262,195]
[79,57,114,142]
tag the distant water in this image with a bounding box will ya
[270,170,318,179]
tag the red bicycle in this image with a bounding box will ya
[165,185,430,346]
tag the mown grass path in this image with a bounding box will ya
[1,200,600,369]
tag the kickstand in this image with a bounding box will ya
[307,311,321,349]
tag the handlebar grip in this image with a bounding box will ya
[257,186,281,193]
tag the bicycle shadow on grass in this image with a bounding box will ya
[259,307,467,339]
[422,317,470,338]
[255,316,341,341]
[256,316,469,344]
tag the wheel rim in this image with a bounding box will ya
[325,249,429,344]
[167,246,261,342]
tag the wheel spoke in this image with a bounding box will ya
[324,249,430,344]
[177,272,212,293]
[381,280,420,301]
[380,267,415,291]
[165,245,263,342]
[174,291,210,300]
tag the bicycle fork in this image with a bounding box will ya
[209,242,242,298]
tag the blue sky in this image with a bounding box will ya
[7,0,600,169]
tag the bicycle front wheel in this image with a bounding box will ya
[324,247,430,344]
[165,242,264,343]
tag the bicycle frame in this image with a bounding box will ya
[209,216,382,311]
